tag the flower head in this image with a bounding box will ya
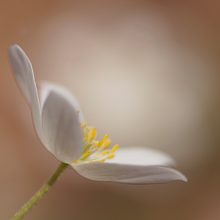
[8,44,187,184]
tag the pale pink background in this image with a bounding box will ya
[0,1,220,219]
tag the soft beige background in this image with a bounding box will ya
[0,1,220,219]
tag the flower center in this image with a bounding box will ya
[74,124,119,164]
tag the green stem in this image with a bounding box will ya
[10,162,68,220]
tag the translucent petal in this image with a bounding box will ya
[39,82,84,123]
[41,87,83,163]
[8,44,41,136]
[73,147,186,184]
[74,162,187,184]
[109,146,175,166]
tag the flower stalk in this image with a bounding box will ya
[10,162,68,220]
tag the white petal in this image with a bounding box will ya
[74,162,187,184]
[39,81,84,123]
[109,146,175,166]
[8,44,41,136]
[41,87,84,163]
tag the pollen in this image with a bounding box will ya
[74,124,120,164]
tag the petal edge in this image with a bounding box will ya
[73,162,187,184]
[8,44,41,136]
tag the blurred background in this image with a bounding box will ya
[0,0,220,219]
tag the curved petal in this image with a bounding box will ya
[108,146,175,166]
[39,81,84,123]
[73,162,187,184]
[41,87,84,163]
[8,44,41,136]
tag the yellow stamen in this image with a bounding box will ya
[101,138,111,148]
[97,134,108,146]
[73,124,120,164]
[112,144,119,152]
[101,150,111,156]
[80,151,91,160]
[107,153,115,159]
[88,128,97,142]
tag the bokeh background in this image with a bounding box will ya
[1,0,220,219]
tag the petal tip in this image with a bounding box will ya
[8,44,30,69]
[9,43,20,49]
[40,82,85,123]
[174,170,188,182]
[180,174,188,182]
[8,44,22,55]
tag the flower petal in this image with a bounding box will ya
[73,162,187,184]
[41,87,84,163]
[39,81,84,123]
[109,146,175,166]
[8,44,41,135]
[73,146,186,184]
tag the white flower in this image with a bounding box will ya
[8,44,187,184]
